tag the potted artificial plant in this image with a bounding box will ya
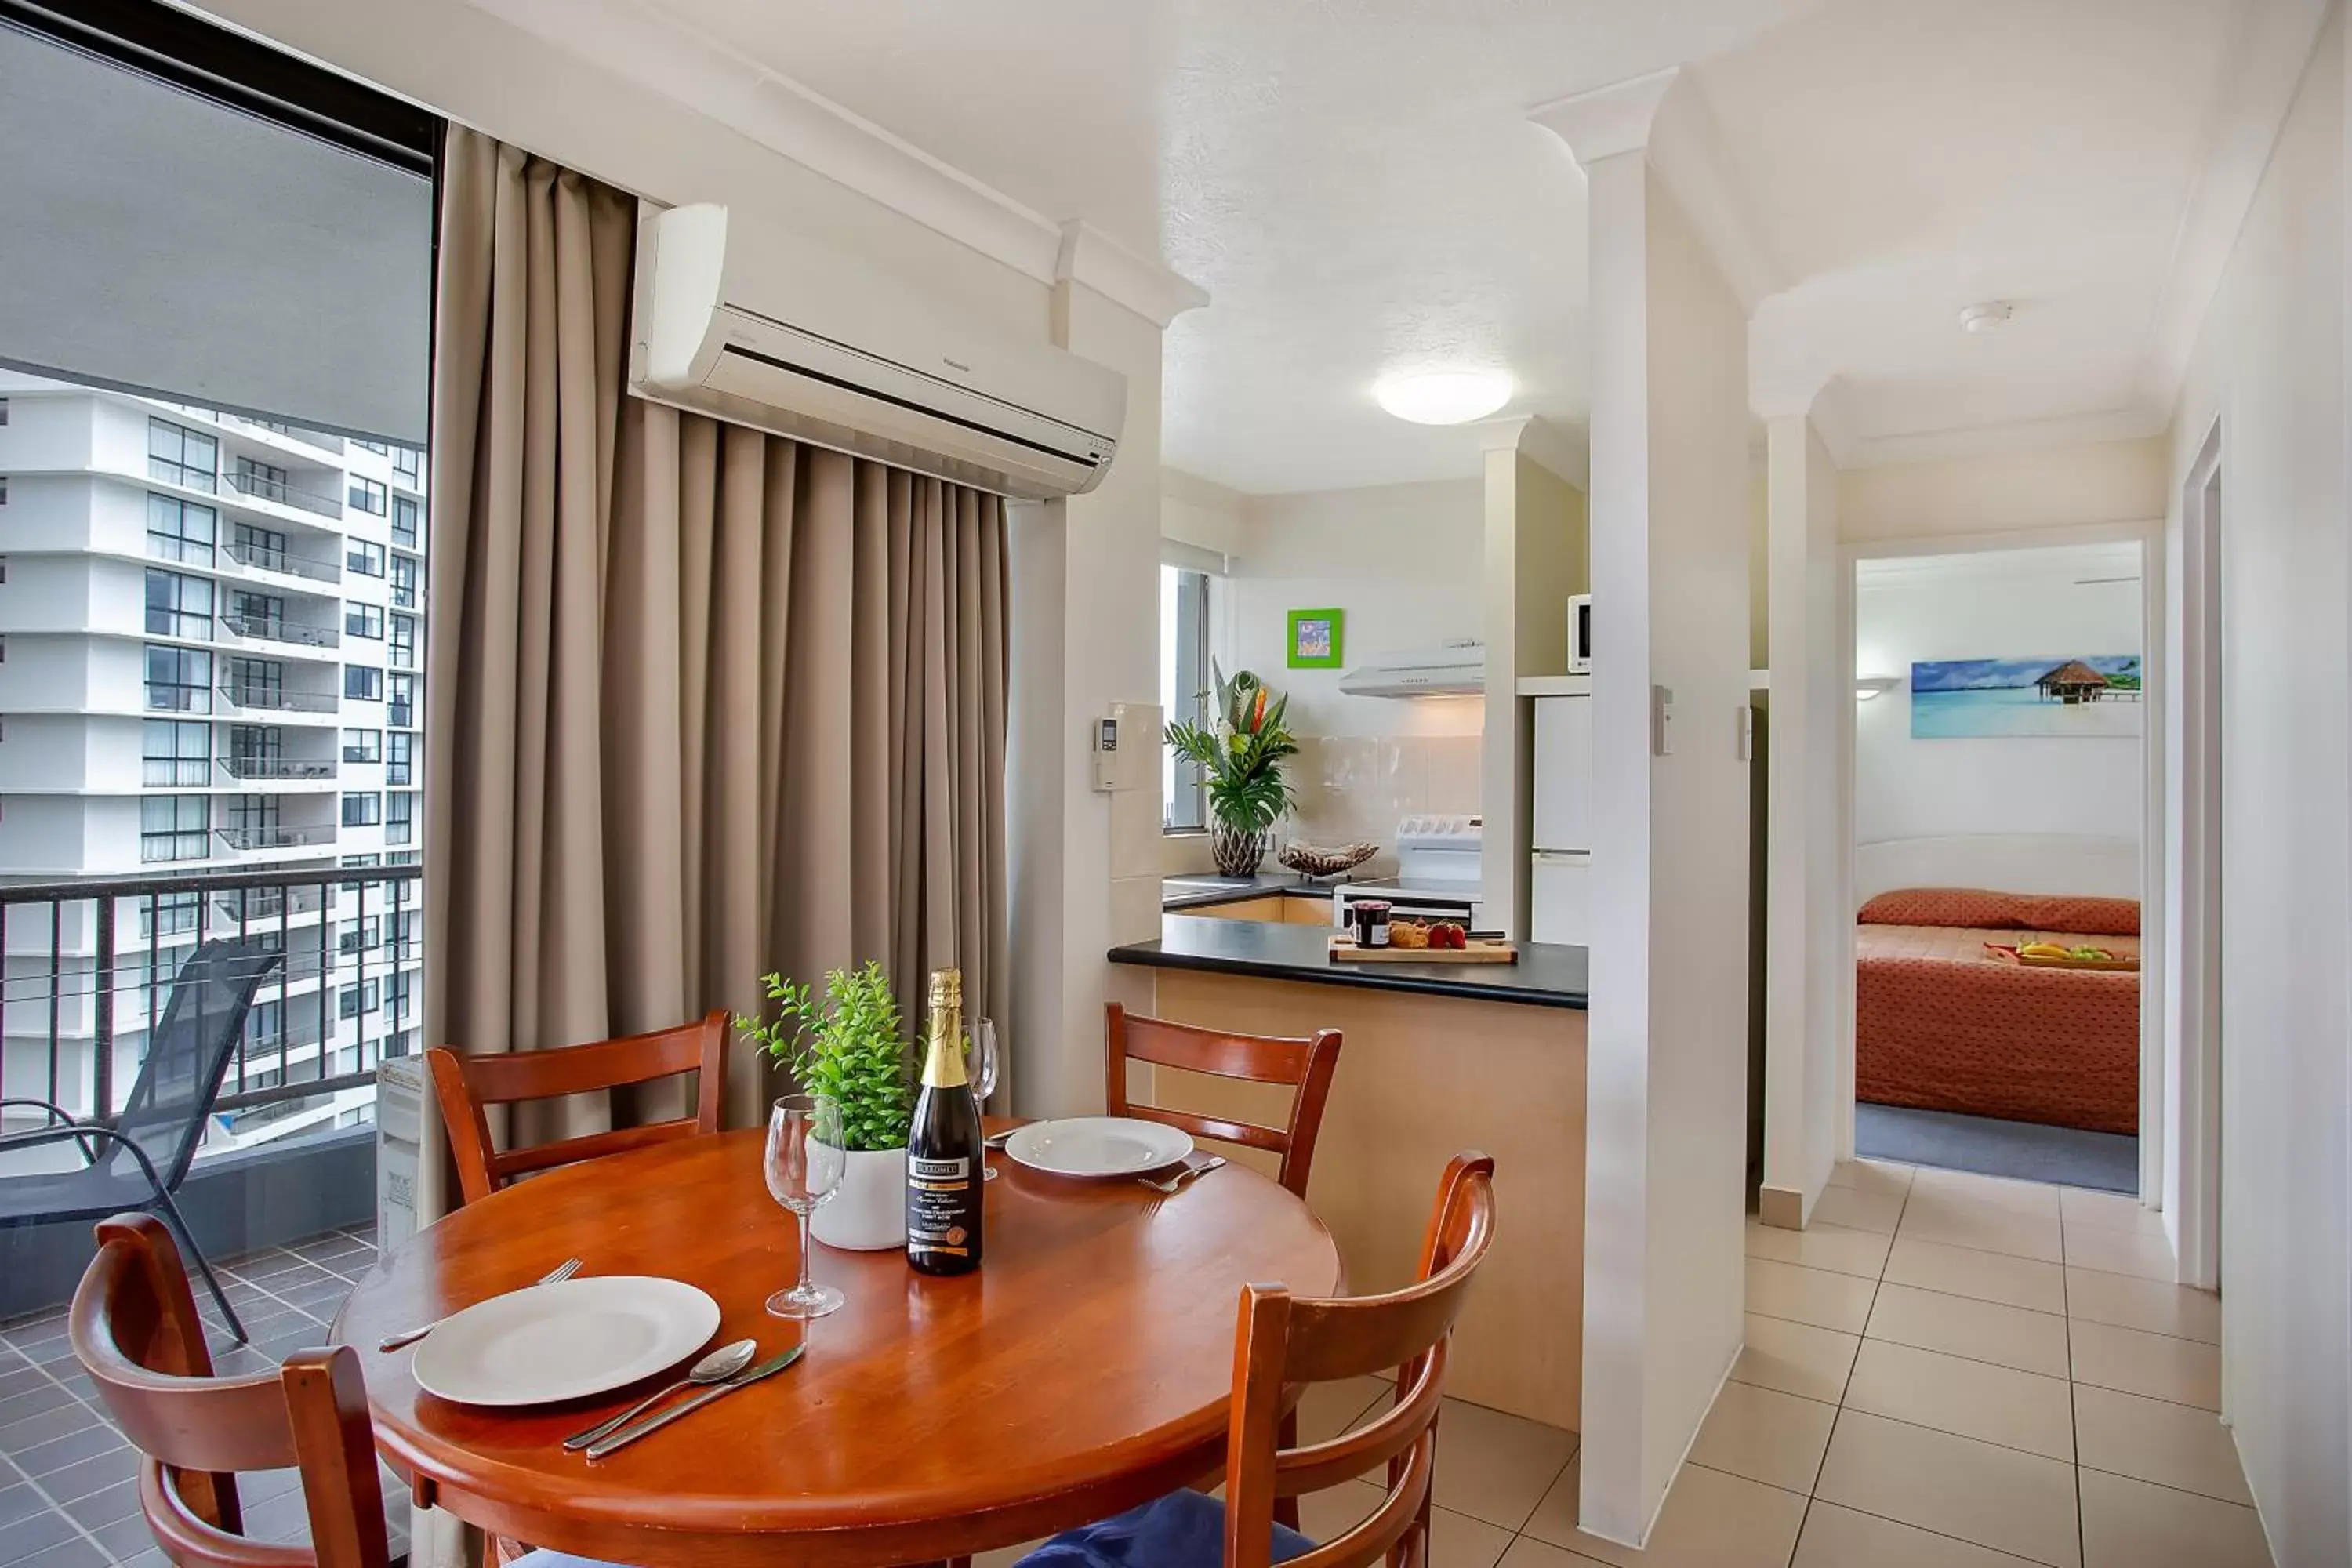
[737,961,913,1250]
[1165,663,1301,877]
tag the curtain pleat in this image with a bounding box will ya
[425,128,1011,1182]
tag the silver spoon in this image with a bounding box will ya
[562,1338,758,1450]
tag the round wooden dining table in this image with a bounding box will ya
[332,1124,1342,1568]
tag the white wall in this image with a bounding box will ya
[1579,151,1753,1547]
[2162,9,2350,1563]
[1838,437,2171,542]
[1216,479,1484,866]
[1160,467,1246,559]
[1854,548,2145,848]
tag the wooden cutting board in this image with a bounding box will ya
[1329,935,1519,964]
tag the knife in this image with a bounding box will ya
[583,1345,806,1461]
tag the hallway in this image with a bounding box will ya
[1529,1159,2256,1566]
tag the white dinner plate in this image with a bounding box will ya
[1005,1117,1194,1179]
[409,1276,720,1407]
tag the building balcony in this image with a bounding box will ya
[219,609,341,653]
[221,466,343,521]
[223,537,343,586]
[213,882,328,924]
[215,683,339,718]
[213,822,338,851]
[216,755,338,785]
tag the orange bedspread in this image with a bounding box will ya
[1855,921,2141,1134]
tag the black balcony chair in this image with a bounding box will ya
[1,937,282,1344]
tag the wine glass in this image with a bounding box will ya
[967,1018,1000,1181]
[764,1094,846,1319]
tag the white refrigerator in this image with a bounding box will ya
[1529,695,1592,946]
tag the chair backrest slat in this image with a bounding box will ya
[426,1011,729,1204]
[71,1213,392,1568]
[114,939,282,1188]
[1105,1004,1342,1199]
[1221,1152,1497,1568]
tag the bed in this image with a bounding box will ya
[1855,886,2142,1134]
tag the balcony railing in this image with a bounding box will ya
[216,756,337,783]
[223,466,343,520]
[0,863,421,1131]
[220,610,339,650]
[216,683,339,715]
[223,538,342,585]
[213,823,338,851]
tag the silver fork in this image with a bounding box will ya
[378,1257,581,1351]
[1138,1156,1225,1194]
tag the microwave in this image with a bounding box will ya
[1567,594,1592,673]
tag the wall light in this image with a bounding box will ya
[1856,675,1900,701]
[1374,369,1514,426]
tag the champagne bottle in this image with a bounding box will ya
[906,967,983,1276]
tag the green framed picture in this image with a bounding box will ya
[1287,608,1345,669]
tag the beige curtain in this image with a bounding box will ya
[424,128,1009,1156]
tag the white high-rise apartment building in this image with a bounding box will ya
[0,369,425,1146]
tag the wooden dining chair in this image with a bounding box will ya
[426,1011,729,1205]
[70,1211,612,1568]
[1019,1152,1498,1568]
[1105,1003,1343,1200]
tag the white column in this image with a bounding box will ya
[1534,68,1756,1548]
[1006,230,1203,1117]
[1759,406,1848,1226]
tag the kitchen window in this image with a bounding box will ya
[1158,559,1218,833]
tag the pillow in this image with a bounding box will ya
[2018,894,2140,936]
[1857,887,2030,929]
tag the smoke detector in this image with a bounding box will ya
[1958,301,2015,335]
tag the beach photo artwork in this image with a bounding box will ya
[1910,655,2143,739]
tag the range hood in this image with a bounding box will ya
[1338,641,1486,699]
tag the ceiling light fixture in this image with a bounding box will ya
[1958,301,2014,335]
[1374,369,1514,426]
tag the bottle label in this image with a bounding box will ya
[910,1155,970,1181]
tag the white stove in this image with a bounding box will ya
[1329,815,1486,928]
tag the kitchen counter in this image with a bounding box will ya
[1160,872,1359,911]
[1112,913,1589,1010]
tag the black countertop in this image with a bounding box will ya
[1160,873,1356,911]
[1111,914,1589,1011]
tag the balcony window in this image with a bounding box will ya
[144,568,214,639]
[390,553,417,607]
[345,664,382,701]
[387,672,415,728]
[144,645,212,713]
[348,539,386,577]
[226,794,281,834]
[347,477,387,517]
[341,790,380,827]
[147,417,217,492]
[138,890,202,939]
[339,978,380,1019]
[141,718,209,787]
[387,730,413,786]
[342,728,381,764]
[146,494,216,564]
[346,603,383,639]
[230,657,285,708]
[387,789,415,846]
[229,724,281,775]
[245,998,284,1052]
[140,794,210,862]
[390,612,416,669]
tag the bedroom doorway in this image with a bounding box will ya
[1849,535,2154,1193]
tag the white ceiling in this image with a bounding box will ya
[597,0,2272,494]
[1856,539,2145,586]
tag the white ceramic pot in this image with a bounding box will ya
[811,1145,908,1250]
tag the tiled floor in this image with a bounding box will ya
[0,1225,405,1568]
[9,1173,2260,1568]
[1552,1160,2259,1568]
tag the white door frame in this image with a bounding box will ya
[2170,419,2224,1288]
[1837,520,2167,1202]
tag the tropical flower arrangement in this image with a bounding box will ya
[1164,664,1301,876]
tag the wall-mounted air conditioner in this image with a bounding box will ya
[628,203,1127,501]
